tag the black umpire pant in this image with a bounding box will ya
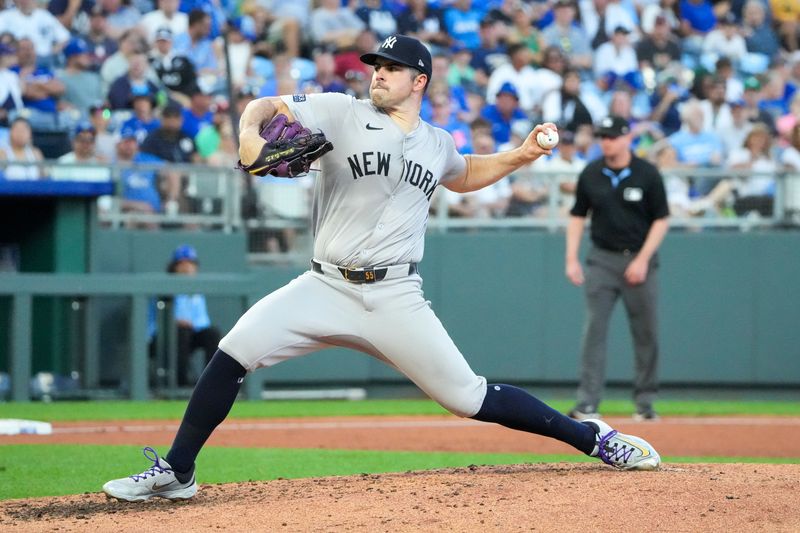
[576,246,659,411]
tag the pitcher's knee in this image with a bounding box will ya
[431,378,487,418]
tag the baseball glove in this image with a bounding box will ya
[236,114,333,178]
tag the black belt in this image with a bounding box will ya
[311,259,418,283]
[596,245,640,256]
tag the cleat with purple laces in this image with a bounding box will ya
[102,447,197,502]
[583,419,661,470]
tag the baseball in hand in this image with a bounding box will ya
[536,128,559,150]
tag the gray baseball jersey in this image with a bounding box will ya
[219,93,487,417]
[282,92,466,267]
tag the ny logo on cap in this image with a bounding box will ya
[382,36,397,49]
[601,117,613,127]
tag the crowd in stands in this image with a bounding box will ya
[1,0,800,222]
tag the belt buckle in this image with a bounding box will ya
[343,267,377,283]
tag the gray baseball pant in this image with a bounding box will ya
[576,246,659,411]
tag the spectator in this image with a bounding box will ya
[469,19,507,79]
[720,98,754,155]
[742,0,780,61]
[715,56,745,102]
[139,0,188,44]
[120,93,160,144]
[486,43,560,116]
[10,38,65,132]
[356,0,398,41]
[195,100,236,164]
[506,2,545,66]
[701,123,777,216]
[741,76,777,133]
[88,103,118,160]
[480,82,527,146]
[636,15,682,74]
[580,0,638,49]
[100,29,148,94]
[776,93,800,145]
[565,115,670,421]
[163,244,222,387]
[679,0,717,56]
[311,49,346,94]
[59,37,104,119]
[541,68,594,131]
[52,122,112,181]
[781,123,800,217]
[333,29,377,82]
[107,52,161,110]
[98,0,142,41]
[82,6,119,72]
[593,26,638,82]
[224,18,254,91]
[447,44,480,90]
[149,28,197,106]
[640,0,680,35]
[541,0,593,74]
[0,42,23,129]
[647,139,694,217]
[648,73,690,137]
[241,1,303,60]
[759,68,795,120]
[115,124,164,223]
[0,0,70,63]
[396,0,450,53]
[141,102,198,164]
[181,85,214,139]
[309,0,365,49]
[699,76,734,137]
[702,12,747,63]
[172,9,221,81]
[444,131,511,217]
[0,117,45,180]
[770,0,799,52]
[443,0,482,51]
[429,92,472,154]
[668,98,724,166]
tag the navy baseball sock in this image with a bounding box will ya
[472,384,597,455]
[166,349,246,480]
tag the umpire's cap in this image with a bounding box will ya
[360,35,432,80]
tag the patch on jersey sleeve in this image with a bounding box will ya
[292,94,307,102]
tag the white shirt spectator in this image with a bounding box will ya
[699,100,734,137]
[726,147,777,196]
[486,63,561,114]
[593,40,638,78]
[139,10,188,44]
[702,28,747,62]
[52,153,112,181]
[0,6,70,57]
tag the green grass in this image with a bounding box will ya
[1,398,799,422]
[2,444,797,501]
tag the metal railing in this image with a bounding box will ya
[3,160,799,261]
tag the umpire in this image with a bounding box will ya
[565,115,670,421]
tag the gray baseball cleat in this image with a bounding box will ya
[583,419,661,470]
[103,447,197,502]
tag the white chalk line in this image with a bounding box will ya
[50,416,800,435]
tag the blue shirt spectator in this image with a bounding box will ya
[480,82,528,146]
[120,114,161,145]
[680,0,716,34]
[443,0,482,50]
[122,151,164,213]
[181,106,213,138]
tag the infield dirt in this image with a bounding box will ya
[1,416,799,532]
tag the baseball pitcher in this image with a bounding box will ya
[103,35,660,502]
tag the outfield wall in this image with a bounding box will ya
[1,229,799,392]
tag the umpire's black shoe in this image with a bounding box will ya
[568,405,600,421]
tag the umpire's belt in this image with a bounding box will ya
[311,259,418,283]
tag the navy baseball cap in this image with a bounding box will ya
[172,244,198,263]
[596,115,631,137]
[360,35,432,79]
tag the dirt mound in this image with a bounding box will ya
[2,463,798,532]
